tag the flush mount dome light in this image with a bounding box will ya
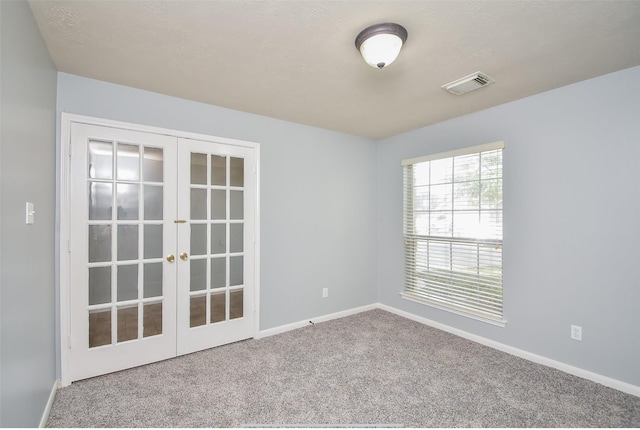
[355,23,408,69]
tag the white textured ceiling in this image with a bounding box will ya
[29,0,640,140]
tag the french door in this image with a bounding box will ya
[176,137,256,355]
[66,121,257,383]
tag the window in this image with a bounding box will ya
[402,141,505,325]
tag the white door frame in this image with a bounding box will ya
[59,113,261,387]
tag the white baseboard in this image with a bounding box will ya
[39,379,58,428]
[257,302,639,398]
[377,303,640,398]
[257,304,377,339]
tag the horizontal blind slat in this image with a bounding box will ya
[403,289,503,317]
[404,278,503,304]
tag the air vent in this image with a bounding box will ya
[442,72,495,95]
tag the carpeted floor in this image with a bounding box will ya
[47,309,640,427]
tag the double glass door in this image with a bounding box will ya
[68,123,256,382]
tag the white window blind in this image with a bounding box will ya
[402,141,505,325]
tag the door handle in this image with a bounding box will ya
[180,252,189,261]
[167,254,175,263]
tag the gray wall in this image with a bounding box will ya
[376,65,640,387]
[56,72,378,335]
[0,0,58,426]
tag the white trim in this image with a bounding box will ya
[60,113,260,149]
[59,114,72,387]
[39,380,58,428]
[377,303,640,398]
[401,140,504,166]
[257,302,638,397]
[253,144,261,339]
[257,304,377,339]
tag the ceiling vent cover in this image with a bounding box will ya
[442,72,494,95]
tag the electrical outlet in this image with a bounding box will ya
[322,288,328,298]
[571,325,582,341]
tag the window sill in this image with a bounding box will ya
[400,292,507,327]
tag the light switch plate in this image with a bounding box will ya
[26,202,35,224]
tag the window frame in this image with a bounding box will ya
[401,141,506,326]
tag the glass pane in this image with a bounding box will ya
[211,257,226,289]
[210,190,226,220]
[144,224,163,259]
[190,188,207,220]
[481,150,502,179]
[414,212,429,236]
[230,157,244,187]
[211,155,226,186]
[414,185,429,211]
[191,224,207,256]
[89,266,111,305]
[116,143,140,181]
[116,183,140,220]
[430,158,452,185]
[143,263,163,298]
[88,182,113,220]
[88,140,113,180]
[143,302,162,337]
[430,212,452,237]
[210,291,225,323]
[413,162,429,186]
[89,309,111,348]
[88,225,111,263]
[453,211,480,238]
[89,267,111,305]
[480,210,503,240]
[430,184,452,211]
[230,256,243,286]
[454,153,479,183]
[191,153,207,185]
[454,182,480,210]
[190,295,206,327]
[230,223,243,253]
[230,191,243,220]
[230,289,243,320]
[117,225,138,261]
[211,224,226,254]
[143,147,163,182]
[144,185,163,220]
[117,264,138,301]
[480,178,502,210]
[117,306,138,342]
[190,259,206,292]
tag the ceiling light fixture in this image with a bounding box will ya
[355,23,408,69]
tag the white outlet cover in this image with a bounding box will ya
[571,325,582,341]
